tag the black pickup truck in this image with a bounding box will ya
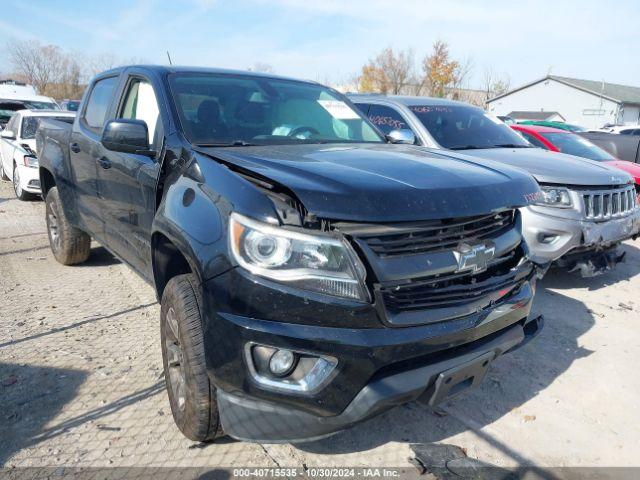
[37,65,543,443]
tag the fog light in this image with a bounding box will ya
[269,349,296,377]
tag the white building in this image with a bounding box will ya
[486,75,640,129]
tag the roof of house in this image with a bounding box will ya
[488,75,640,105]
[507,110,565,121]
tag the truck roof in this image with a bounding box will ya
[99,65,320,85]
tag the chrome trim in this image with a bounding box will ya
[582,186,637,221]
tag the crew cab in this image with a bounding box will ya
[37,66,543,443]
[0,109,75,199]
[350,95,640,277]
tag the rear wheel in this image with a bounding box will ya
[161,273,222,442]
[13,164,35,201]
[45,187,91,265]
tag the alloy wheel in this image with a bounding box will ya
[47,206,61,251]
[13,167,22,198]
[164,307,187,412]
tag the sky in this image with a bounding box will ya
[0,0,638,90]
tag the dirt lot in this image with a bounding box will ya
[1,180,640,473]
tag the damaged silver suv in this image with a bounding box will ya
[350,95,640,276]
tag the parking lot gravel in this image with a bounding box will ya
[1,180,640,472]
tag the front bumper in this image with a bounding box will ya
[202,268,540,443]
[15,164,41,193]
[521,205,640,264]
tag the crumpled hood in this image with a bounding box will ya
[458,147,633,186]
[196,143,540,222]
[605,160,640,184]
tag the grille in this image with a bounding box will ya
[361,210,515,257]
[582,186,637,220]
[379,247,527,312]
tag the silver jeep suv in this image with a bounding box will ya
[348,94,640,276]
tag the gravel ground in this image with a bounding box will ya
[1,180,640,473]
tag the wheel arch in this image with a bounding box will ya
[151,230,202,301]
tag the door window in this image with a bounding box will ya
[83,76,118,132]
[367,105,410,135]
[119,78,160,147]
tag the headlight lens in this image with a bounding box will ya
[533,186,573,208]
[229,213,369,301]
[23,155,38,168]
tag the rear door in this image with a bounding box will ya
[97,71,163,279]
[69,75,120,239]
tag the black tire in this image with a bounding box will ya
[13,163,36,201]
[0,160,9,181]
[161,273,222,442]
[45,187,91,265]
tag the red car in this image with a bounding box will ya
[511,124,640,187]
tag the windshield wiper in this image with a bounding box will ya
[489,144,533,149]
[196,140,257,147]
[449,145,493,150]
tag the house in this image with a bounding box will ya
[486,75,640,129]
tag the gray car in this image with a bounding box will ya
[349,94,640,276]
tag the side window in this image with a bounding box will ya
[519,131,548,149]
[367,105,410,135]
[119,78,161,147]
[83,76,118,132]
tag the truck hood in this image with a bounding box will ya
[458,147,633,186]
[197,143,540,222]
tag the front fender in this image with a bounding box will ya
[151,154,280,288]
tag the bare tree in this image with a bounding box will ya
[483,67,511,102]
[357,47,414,94]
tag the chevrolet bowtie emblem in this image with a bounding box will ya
[454,242,496,273]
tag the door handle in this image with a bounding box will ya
[97,157,111,169]
[70,142,81,153]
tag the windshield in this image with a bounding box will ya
[409,105,530,150]
[24,101,59,110]
[169,73,383,146]
[541,132,614,161]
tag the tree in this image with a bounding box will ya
[421,40,459,98]
[483,67,511,102]
[6,40,67,94]
[357,47,414,94]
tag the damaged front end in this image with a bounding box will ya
[557,245,627,278]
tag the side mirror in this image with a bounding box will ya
[101,119,152,155]
[1,129,16,140]
[386,129,416,145]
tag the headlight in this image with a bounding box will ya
[229,213,369,301]
[533,186,573,208]
[23,155,38,168]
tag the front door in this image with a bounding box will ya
[97,75,162,279]
[69,75,120,239]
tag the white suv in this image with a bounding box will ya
[0,110,75,200]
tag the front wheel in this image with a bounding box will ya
[13,164,35,201]
[161,273,222,442]
[0,160,8,181]
[45,187,91,265]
